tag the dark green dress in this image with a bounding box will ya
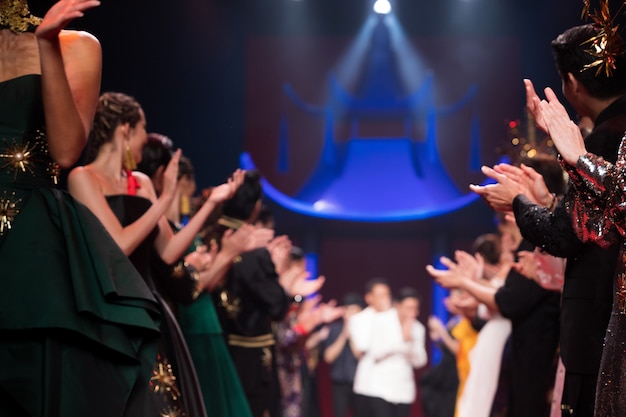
[177,268,253,417]
[0,74,161,417]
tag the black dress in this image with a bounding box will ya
[493,239,560,417]
[419,338,459,417]
[106,194,206,417]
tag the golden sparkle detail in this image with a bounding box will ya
[581,0,626,77]
[0,140,35,179]
[0,191,22,236]
[150,358,181,401]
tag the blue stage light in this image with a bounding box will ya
[373,0,391,15]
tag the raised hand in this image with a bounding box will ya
[512,250,538,281]
[539,90,587,165]
[426,256,468,289]
[286,272,326,298]
[35,0,101,40]
[520,164,553,206]
[524,79,548,133]
[208,169,246,204]
[470,165,526,213]
[493,163,553,207]
[161,149,181,201]
[185,246,215,272]
[427,316,446,341]
[267,235,292,275]
[243,227,274,252]
[455,250,484,281]
[318,301,345,324]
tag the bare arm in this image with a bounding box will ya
[323,326,349,364]
[438,327,459,355]
[36,1,102,167]
[457,279,499,313]
[153,170,246,264]
[68,167,173,256]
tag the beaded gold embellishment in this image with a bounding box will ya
[0,190,21,235]
[0,139,35,179]
[580,0,625,77]
[220,289,241,319]
[150,357,181,401]
[160,407,184,417]
[1,131,60,184]
[0,0,42,33]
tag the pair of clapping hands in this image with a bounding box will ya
[426,245,563,293]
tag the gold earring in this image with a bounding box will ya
[123,143,137,171]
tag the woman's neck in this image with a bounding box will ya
[89,142,125,182]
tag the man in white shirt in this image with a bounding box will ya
[350,283,428,417]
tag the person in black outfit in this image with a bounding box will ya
[211,171,292,417]
[473,24,626,417]
[321,293,365,417]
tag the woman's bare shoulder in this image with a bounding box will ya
[59,30,101,57]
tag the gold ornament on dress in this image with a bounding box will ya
[0,190,21,235]
[0,139,35,179]
[150,357,181,401]
[160,407,184,417]
[580,0,626,77]
[0,0,42,33]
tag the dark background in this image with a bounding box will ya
[31,0,589,415]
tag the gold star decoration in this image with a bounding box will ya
[160,407,184,417]
[0,191,22,236]
[150,358,181,401]
[0,140,36,179]
[580,0,626,77]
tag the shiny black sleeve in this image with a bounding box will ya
[512,194,584,258]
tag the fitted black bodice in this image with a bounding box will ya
[0,74,59,188]
[105,194,158,281]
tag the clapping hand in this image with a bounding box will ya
[426,250,479,289]
[161,150,182,202]
[470,165,525,213]
[184,244,217,272]
[208,169,246,204]
[524,79,548,133]
[539,89,587,165]
[267,235,292,275]
[36,0,101,40]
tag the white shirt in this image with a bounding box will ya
[349,307,428,404]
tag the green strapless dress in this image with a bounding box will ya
[0,74,161,417]
[177,258,253,417]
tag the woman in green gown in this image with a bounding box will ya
[136,135,265,417]
[0,1,161,416]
